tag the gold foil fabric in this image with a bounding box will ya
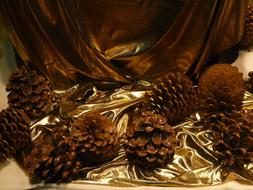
[0,0,252,187]
[24,84,253,187]
[0,0,247,89]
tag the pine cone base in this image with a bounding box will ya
[6,66,54,119]
[0,108,30,161]
[147,72,198,125]
[199,64,244,114]
[23,127,79,183]
[71,113,118,167]
[198,111,253,167]
[240,4,253,48]
[125,113,177,168]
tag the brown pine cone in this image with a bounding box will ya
[198,111,253,167]
[0,108,30,161]
[6,66,54,119]
[23,127,79,183]
[245,71,253,93]
[240,4,253,48]
[198,64,244,113]
[125,112,177,168]
[71,113,118,166]
[146,72,198,125]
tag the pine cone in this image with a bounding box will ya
[240,4,253,48]
[71,113,118,166]
[0,108,30,161]
[6,66,54,119]
[146,72,198,125]
[125,112,177,168]
[198,111,253,167]
[245,71,253,93]
[23,127,79,183]
[198,64,244,113]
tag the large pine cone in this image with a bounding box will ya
[71,113,118,166]
[240,4,253,48]
[0,108,30,161]
[125,112,177,168]
[198,111,253,167]
[198,64,244,114]
[146,72,198,125]
[23,127,79,183]
[6,66,54,119]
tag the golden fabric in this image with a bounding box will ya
[1,1,252,187]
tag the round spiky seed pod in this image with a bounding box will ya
[198,64,244,114]
[198,111,253,167]
[0,108,30,161]
[125,112,177,168]
[6,66,54,119]
[240,4,253,48]
[71,113,118,166]
[23,127,80,183]
[146,72,198,125]
[245,71,253,93]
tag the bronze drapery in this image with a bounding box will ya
[0,0,247,89]
[1,0,253,187]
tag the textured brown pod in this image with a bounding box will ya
[71,113,118,166]
[198,64,244,114]
[6,66,54,119]
[23,127,79,183]
[125,112,177,168]
[198,111,253,167]
[240,4,253,48]
[146,72,198,125]
[0,108,30,161]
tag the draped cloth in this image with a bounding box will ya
[0,0,247,89]
[1,1,253,187]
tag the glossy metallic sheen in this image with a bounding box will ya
[0,0,247,89]
[25,84,253,187]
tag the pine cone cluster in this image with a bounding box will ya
[198,111,253,167]
[23,113,118,183]
[71,113,118,166]
[125,112,176,168]
[198,64,244,114]
[240,4,253,48]
[0,108,30,161]
[6,66,54,119]
[23,127,80,183]
[146,72,198,125]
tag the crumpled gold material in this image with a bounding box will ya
[1,0,253,187]
[0,0,247,89]
[23,84,253,187]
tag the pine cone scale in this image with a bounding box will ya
[125,113,176,168]
[6,66,54,119]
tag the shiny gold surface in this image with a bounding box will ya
[0,0,252,187]
[25,85,253,187]
[0,0,247,89]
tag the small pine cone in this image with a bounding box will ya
[146,72,198,125]
[198,111,253,167]
[245,71,253,93]
[240,4,253,48]
[125,112,177,168]
[6,66,54,119]
[24,127,79,183]
[71,113,118,167]
[0,108,30,161]
[199,64,244,113]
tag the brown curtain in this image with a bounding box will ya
[0,0,247,89]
